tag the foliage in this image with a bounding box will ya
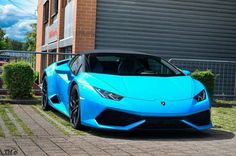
[214,99,236,105]
[6,104,33,135]
[0,28,5,49]
[212,106,236,132]
[2,61,35,99]
[25,23,37,51]
[0,104,20,136]
[191,70,215,97]
[33,105,84,135]
[0,104,33,136]
[8,39,27,50]
[0,28,26,50]
[34,71,39,84]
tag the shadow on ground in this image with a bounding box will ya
[87,129,234,141]
[49,106,235,141]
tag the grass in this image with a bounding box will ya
[212,106,236,132]
[0,104,33,137]
[214,99,236,105]
[32,104,84,136]
[0,104,20,136]
[33,103,236,133]
[0,126,3,137]
[7,105,33,136]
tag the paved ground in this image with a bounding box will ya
[0,105,235,156]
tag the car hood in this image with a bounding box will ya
[88,73,194,101]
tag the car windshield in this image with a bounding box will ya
[86,53,184,76]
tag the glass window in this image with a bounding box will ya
[147,59,174,75]
[41,51,48,71]
[43,1,49,23]
[86,53,183,76]
[48,50,57,65]
[51,0,58,17]
[70,55,82,75]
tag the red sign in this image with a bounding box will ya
[48,28,57,39]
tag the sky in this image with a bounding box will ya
[0,0,37,42]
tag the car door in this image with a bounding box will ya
[55,55,83,114]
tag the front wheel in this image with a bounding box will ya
[69,85,83,130]
[42,77,50,111]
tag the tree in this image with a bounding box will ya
[25,23,37,51]
[0,27,26,50]
[0,28,7,49]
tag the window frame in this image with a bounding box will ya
[43,1,49,24]
[69,55,84,75]
[147,58,176,75]
[85,53,184,76]
[51,0,58,18]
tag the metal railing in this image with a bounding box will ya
[169,58,236,99]
[0,50,76,72]
[1,50,236,99]
[0,50,76,94]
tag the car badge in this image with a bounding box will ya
[161,101,166,106]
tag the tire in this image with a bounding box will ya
[41,77,50,111]
[69,85,83,130]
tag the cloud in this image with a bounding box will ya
[0,4,37,41]
[0,4,19,28]
[4,19,36,41]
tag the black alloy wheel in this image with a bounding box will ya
[70,85,83,129]
[42,78,50,110]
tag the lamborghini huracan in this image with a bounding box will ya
[41,50,212,131]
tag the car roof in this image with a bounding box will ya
[77,49,161,58]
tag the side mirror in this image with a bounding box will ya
[182,70,191,76]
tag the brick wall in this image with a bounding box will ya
[73,0,97,53]
[57,0,65,61]
[58,0,65,40]
[36,0,98,80]
[36,0,44,79]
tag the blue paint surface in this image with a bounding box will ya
[44,59,212,131]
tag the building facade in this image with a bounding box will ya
[36,0,236,76]
[36,0,96,75]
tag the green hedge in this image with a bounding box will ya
[191,70,215,98]
[0,76,2,88]
[2,61,35,99]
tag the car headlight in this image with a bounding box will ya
[94,87,123,101]
[194,90,206,102]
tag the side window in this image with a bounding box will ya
[70,55,83,75]
[148,59,173,75]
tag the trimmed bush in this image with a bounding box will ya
[0,76,2,88]
[191,70,215,98]
[2,61,35,99]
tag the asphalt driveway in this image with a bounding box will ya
[0,104,235,156]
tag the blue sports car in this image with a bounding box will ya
[42,50,212,131]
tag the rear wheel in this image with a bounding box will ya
[70,85,83,130]
[42,77,50,111]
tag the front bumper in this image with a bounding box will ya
[79,95,212,131]
[95,109,212,131]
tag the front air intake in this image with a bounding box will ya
[185,110,211,126]
[96,109,142,126]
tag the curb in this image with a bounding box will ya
[0,89,41,96]
[0,98,41,105]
